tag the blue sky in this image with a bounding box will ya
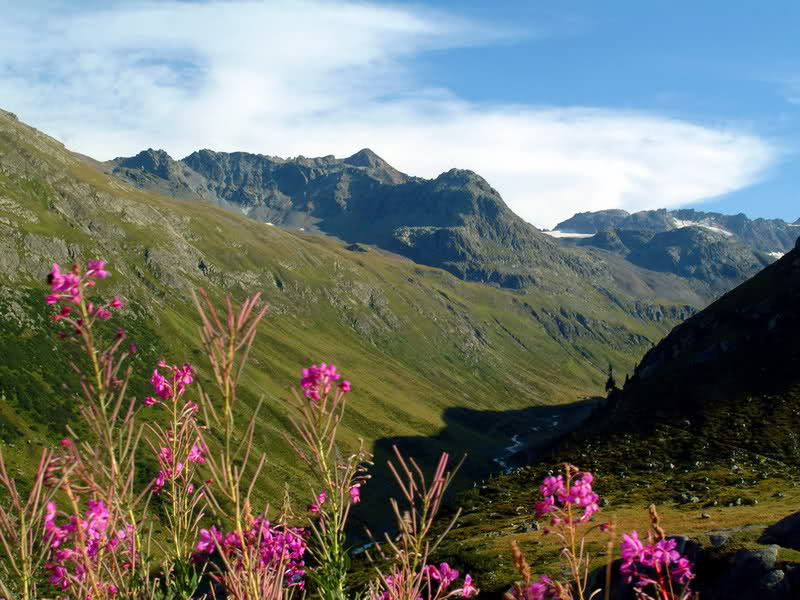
[414,1,800,223]
[0,0,796,226]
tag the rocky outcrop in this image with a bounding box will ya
[761,512,800,550]
[588,535,794,600]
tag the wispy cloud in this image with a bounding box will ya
[0,0,777,227]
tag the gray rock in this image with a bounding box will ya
[734,545,779,574]
[784,564,800,592]
[708,533,729,547]
[514,521,540,533]
[761,569,794,599]
[760,511,800,550]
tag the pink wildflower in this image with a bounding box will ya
[426,562,459,587]
[620,530,695,593]
[308,490,328,514]
[86,259,109,279]
[153,471,166,493]
[43,500,134,595]
[187,443,207,464]
[461,574,478,597]
[535,467,600,524]
[300,362,344,400]
[193,517,307,587]
[148,362,194,402]
[349,484,361,504]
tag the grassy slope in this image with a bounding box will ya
[0,108,682,524]
[426,249,800,594]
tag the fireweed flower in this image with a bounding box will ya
[426,562,459,587]
[45,261,124,329]
[299,362,351,401]
[86,259,110,279]
[461,574,478,598]
[371,564,478,600]
[505,575,560,600]
[307,490,328,514]
[534,467,600,525]
[144,362,194,405]
[43,500,135,595]
[350,484,361,504]
[193,517,308,587]
[527,576,558,600]
[620,530,695,594]
[187,443,207,464]
[509,467,609,600]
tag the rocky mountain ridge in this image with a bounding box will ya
[106,148,776,307]
[579,226,771,287]
[547,207,791,298]
[554,207,799,254]
[108,147,585,290]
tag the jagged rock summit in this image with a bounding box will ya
[106,146,602,290]
[106,145,766,306]
[116,148,180,180]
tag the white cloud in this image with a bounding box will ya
[0,0,777,228]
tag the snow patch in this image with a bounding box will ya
[671,218,733,237]
[768,252,785,259]
[265,222,274,226]
[543,230,595,239]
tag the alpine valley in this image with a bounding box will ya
[3,107,800,597]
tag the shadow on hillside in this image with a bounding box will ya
[347,397,602,543]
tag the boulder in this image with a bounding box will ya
[760,511,800,550]
[733,545,778,574]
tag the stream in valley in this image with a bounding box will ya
[492,397,601,474]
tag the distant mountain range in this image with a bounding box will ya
[106,149,796,307]
[542,207,798,299]
[551,207,799,254]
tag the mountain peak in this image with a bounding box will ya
[435,168,484,185]
[116,148,176,177]
[343,148,387,168]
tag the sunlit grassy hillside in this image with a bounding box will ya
[0,108,684,511]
